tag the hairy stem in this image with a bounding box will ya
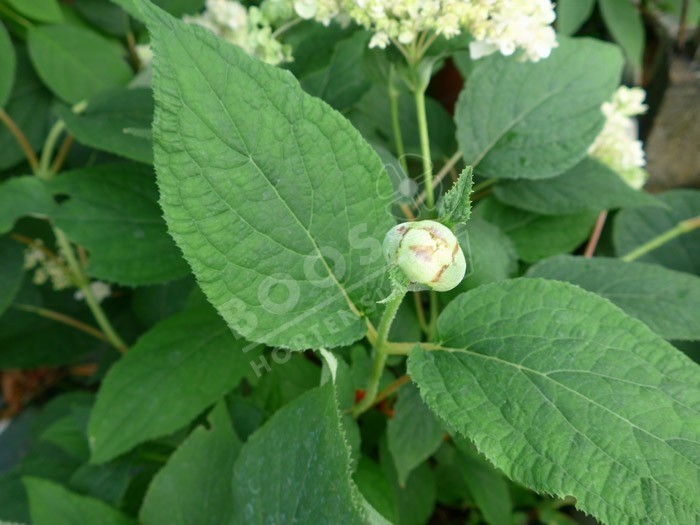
[54,229,128,353]
[621,216,700,262]
[0,108,39,171]
[353,290,406,417]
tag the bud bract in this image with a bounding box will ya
[383,220,466,292]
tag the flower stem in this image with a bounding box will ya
[54,229,128,353]
[12,303,109,343]
[388,71,409,175]
[0,108,39,171]
[352,290,406,417]
[621,216,700,262]
[414,87,434,210]
[584,210,608,258]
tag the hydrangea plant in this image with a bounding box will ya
[0,0,699,524]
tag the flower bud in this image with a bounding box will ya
[383,220,466,292]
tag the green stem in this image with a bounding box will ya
[0,3,32,28]
[12,303,109,343]
[472,178,495,194]
[428,290,439,339]
[352,291,406,417]
[621,216,700,262]
[414,87,434,210]
[0,108,39,171]
[54,229,128,353]
[388,71,408,175]
[38,120,65,179]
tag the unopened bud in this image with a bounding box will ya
[383,220,466,292]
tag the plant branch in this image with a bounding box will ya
[0,108,39,171]
[11,303,109,344]
[414,87,435,209]
[621,215,700,262]
[50,134,74,174]
[38,120,65,179]
[413,291,429,335]
[584,210,608,258]
[375,374,411,405]
[353,290,406,417]
[54,229,128,353]
[414,150,463,209]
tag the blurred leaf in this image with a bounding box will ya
[456,37,623,180]
[24,477,136,525]
[48,163,188,286]
[88,306,259,463]
[5,0,63,23]
[57,88,153,164]
[28,24,131,104]
[473,197,597,263]
[0,176,55,235]
[140,403,241,525]
[0,21,15,107]
[354,457,398,524]
[0,238,24,317]
[556,0,596,35]
[528,255,700,340]
[130,276,194,327]
[614,189,700,275]
[494,157,660,215]
[599,0,645,73]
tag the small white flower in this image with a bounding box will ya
[74,281,112,304]
[589,86,649,189]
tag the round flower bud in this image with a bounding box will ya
[383,220,466,292]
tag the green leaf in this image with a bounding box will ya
[598,0,645,73]
[136,0,394,349]
[527,255,700,341]
[48,163,188,286]
[27,24,132,104]
[556,0,596,35]
[473,197,597,263]
[130,276,194,326]
[493,157,660,215]
[455,37,623,180]
[0,176,55,235]
[408,278,700,525]
[614,189,700,275]
[140,402,241,525]
[453,440,512,525]
[73,0,129,36]
[0,47,53,171]
[452,219,517,292]
[232,382,367,524]
[88,307,258,463]
[4,0,63,23]
[0,239,25,317]
[387,383,444,487]
[56,88,153,164]
[24,477,135,525]
[0,21,15,107]
[437,166,473,227]
[354,457,399,524]
[300,31,372,112]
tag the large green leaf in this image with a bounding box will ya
[24,477,135,525]
[134,0,394,349]
[140,402,241,525]
[232,382,367,524]
[598,0,645,73]
[4,0,63,23]
[614,189,700,275]
[527,255,700,341]
[88,307,258,463]
[455,37,623,180]
[0,48,53,171]
[49,163,188,286]
[0,176,55,235]
[408,278,700,525]
[0,21,15,107]
[556,0,595,35]
[493,157,659,215]
[27,24,132,104]
[473,198,597,263]
[387,383,444,486]
[56,88,153,164]
[0,238,23,318]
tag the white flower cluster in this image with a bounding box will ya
[74,282,112,304]
[23,242,71,291]
[341,0,557,61]
[588,86,649,189]
[184,0,292,65]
